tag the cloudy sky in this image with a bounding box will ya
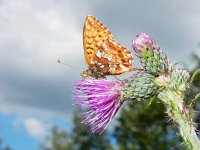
[0,0,200,149]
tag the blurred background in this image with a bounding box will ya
[0,0,200,150]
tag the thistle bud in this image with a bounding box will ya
[132,33,172,76]
[169,68,190,92]
[132,33,158,51]
[122,72,158,101]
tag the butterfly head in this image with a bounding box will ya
[80,70,89,79]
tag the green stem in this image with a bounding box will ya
[158,90,200,149]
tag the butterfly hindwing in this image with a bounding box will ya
[100,39,133,75]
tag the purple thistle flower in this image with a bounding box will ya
[73,79,124,134]
[132,33,159,52]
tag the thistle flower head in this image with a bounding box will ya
[132,33,158,52]
[73,79,124,133]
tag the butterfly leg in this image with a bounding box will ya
[131,68,143,71]
[113,75,122,81]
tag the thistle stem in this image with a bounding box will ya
[158,90,200,149]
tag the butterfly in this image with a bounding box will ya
[81,15,136,79]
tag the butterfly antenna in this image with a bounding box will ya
[57,59,81,72]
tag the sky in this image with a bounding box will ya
[0,0,200,149]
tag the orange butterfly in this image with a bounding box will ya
[81,15,136,79]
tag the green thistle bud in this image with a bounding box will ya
[168,68,190,93]
[122,72,158,101]
[132,33,172,76]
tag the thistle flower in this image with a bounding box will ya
[73,79,124,133]
[71,31,200,149]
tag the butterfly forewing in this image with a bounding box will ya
[82,15,134,78]
[83,16,112,64]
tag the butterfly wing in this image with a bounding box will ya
[83,15,113,65]
[83,15,133,77]
[99,38,133,75]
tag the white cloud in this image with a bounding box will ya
[23,117,49,140]
[0,0,83,118]
[0,98,73,122]
[11,115,72,141]
[0,0,83,78]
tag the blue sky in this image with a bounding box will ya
[0,114,38,150]
[0,0,200,149]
